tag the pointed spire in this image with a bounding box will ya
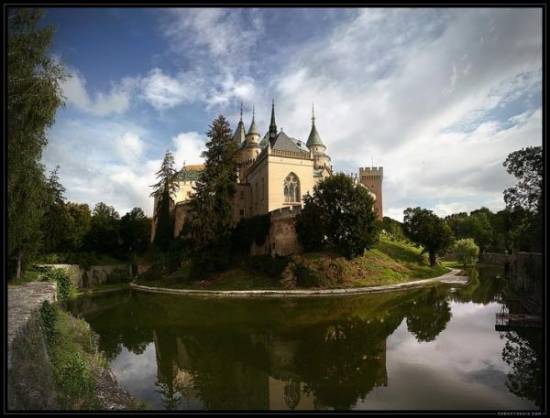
[247,104,259,137]
[307,103,325,149]
[232,103,246,144]
[269,98,277,139]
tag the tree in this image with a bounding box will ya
[150,150,178,253]
[403,207,453,266]
[381,216,406,241]
[296,173,379,259]
[41,166,71,254]
[453,238,480,267]
[64,202,92,252]
[120,208,150,257]
[84,202,120,255]
[446,208,494,253]
[186,115,237,272]
[7,8,66,279]
[503,146,542,213]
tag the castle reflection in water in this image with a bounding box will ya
[69,267,542,410]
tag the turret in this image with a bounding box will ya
[307,104,331,171]
[359,166,383,220]
[245,105,261,144]
[232,103,246,145]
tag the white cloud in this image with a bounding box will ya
[172,131,206,167]
[140,68,203,110]
[61,68,137,116]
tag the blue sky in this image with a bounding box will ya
[41,8,542,220]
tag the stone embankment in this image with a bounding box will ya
[7,281,57,367]
[130,268,469,298]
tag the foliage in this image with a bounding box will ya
[403,207,454,266]
[64,203,92,252]
[46,268,73,304]
[83,202,121,255]
[41,166,71,254]
[503,146,542,213]
[151,151,178,253]
[105,268,131,284]
[452,238,480,267]
[7,8,66,279]
[39,300,58,344]
[231,214,271,254]
[381,216,406,241]
[445,208,494,253]
[57,352,96,405]
[185,115,238,272]
[282,256,345,289]
[296,173,379,259]
[120,207,150,256]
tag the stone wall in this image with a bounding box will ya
[251,206,302,257]
[479,252,511,265]
[34,264,131,288]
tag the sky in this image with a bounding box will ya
[41,7,542,220]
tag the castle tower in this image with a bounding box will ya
[237,106,261,172]
[306,104,331,171]
[268,99,278,144]
[359,166,383,220]
[232,103,246,145]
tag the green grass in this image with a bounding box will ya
[136,236,451,291]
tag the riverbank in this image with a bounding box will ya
[7,282,144,410]
[136,237,452,292]
[130,268,469,297]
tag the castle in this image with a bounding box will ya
[152,102,383,256]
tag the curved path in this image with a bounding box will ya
[129,268,469,298]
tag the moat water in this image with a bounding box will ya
[69,266,543,411]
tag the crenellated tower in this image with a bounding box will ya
[359,166,383,220]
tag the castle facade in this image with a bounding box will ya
[152,102,383,256]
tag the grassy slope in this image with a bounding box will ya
[137,236,450,290]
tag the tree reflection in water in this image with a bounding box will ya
[70,265,541,410]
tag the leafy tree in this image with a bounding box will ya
[84,202,120,255]
[445,208,494,253]
[120,208,150,256]
[502,146,543,252]
[64,202,92,252]
[186,115,237,272]
[296,173,379,259]
[150,150,178,253]
[7,8,66,278]
[453,238,480,266]
[403,207,453,266]
[503,146,542,213]
[41,166,71,254]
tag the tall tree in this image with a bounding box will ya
[120,207,150,257]
[150,150,179,252]
[8,8,66,278]
[64,202,92,252]
[84,202,120,255]
[296,173,379,259]
[41,166,70,254]
[403,207,454,266]
[186,115,237,272]
[503,146,542,213]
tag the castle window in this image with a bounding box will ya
[284,173,300,203]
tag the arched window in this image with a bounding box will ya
[284,173,300,203]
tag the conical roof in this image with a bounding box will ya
[247,106,259,136]
[306,105,325,148]
[232,103,246,144]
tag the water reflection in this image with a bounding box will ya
[69,267,542,410]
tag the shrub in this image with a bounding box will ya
[453,238,480,266]
[39,301,58,345]
[281,256,344,289]
[57,352,95,406]
[46,269,73,305]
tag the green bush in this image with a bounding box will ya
[453,238,480,266]
[39,301,58,344]
[282,257,343,289]
[57,352,95,406]
[46,269,73,305]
